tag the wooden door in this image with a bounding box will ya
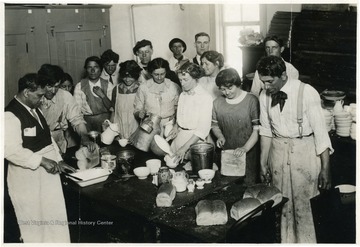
[49,28,108,84]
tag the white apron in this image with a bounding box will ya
[114,93,138,139]
[7,145,70,243]
[269,136,321,243]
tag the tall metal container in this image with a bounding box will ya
[190,143,214,174]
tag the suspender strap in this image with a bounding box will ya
[297,82,305,138]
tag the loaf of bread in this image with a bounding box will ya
[195,200,228,226]
[230,197,261,220]
[256,186,282,206]
[156,183,176,207]
[243,184,282,206]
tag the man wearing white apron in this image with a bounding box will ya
[5,73,76,243]
[257,56,333,243]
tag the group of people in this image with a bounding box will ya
[4,31,333,244]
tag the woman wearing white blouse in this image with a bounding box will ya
[167,62,213,162]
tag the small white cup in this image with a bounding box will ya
[146,159,161,175]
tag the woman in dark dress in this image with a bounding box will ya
[211,68,260,185]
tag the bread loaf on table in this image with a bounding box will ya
[212,200,228,225]
[243,184,269,199]
[195,200,228,226]
[156,183,176,207]
[256,186,282,206]
[243,184,282,206]
[230,198,261,220]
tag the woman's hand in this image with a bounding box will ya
[260,165,271,184]
[234,147,247,157]
[175,146,189,164]
[216,137,226,149]
[138,110,146,119]
[167,123,179,141]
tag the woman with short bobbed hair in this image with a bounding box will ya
[134,57,181,136]
[167,62,213,163]
[199,50,225,100]
[212,68,260,185]
[110,60,142,139]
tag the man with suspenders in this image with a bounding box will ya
[257,56,332,243]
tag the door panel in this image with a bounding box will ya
[50,29,107,84]
[5,33,35,105]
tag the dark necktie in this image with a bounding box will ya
[30,109,40,123]
[271,91,287,112]
[109,75,113,84]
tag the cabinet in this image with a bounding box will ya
[5,5,112,105]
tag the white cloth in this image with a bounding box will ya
[171,85,213,152]
[251,60,299,97]
[113,92,138,139]
[259,78,333,155]
[5,111,70,243]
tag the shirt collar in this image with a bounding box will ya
[89,79,101,87]
[14,95,34,112]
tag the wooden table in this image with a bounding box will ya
[61,144,243,243]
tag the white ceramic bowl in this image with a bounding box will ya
[146,159,161,174]
[133,167,150,179]
[198,169,215,183]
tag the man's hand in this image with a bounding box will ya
[93,86,106,98]
[318,167,331,190]
[40,157,60,174]
[58,161,77,174]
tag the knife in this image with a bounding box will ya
[63,172,83,181]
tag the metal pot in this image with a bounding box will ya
[190,143,214,174]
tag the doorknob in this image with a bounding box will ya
[77,24,83,30]
[102,25,108,37]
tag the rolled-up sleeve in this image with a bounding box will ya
[4,112,42,170]
[305,86,334,155]
[64,92,86,128]
[259,92,273,137]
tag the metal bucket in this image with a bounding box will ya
[190,143,214,174]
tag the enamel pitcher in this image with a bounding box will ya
[101,119,120,145]
[130,113,161,152]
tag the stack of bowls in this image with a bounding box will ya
[334,111,352,137]
[323,109,333,132]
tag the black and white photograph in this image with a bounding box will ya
[2,1,357,245]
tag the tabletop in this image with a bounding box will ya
[61,143,243,242]
[152,184,288,243]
